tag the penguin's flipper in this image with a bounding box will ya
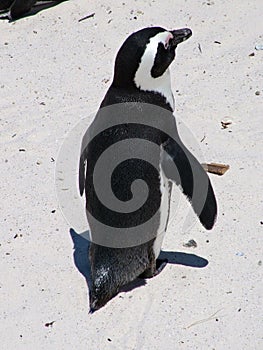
[79,125,92,196]
[79,135,89,197]
[79,152,86,197]
[161,138,217,230]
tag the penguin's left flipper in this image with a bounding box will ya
[161,138,217,230]
[139,258,168,278]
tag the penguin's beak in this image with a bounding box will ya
[170,28,192,46]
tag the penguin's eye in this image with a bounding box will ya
[164,33,174,49]
[164,40,170,49]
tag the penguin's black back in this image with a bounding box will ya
[100,85,173,112]
[83,100,170,236]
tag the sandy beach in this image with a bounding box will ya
[1,0,262,349]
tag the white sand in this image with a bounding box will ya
[1,0,262,349]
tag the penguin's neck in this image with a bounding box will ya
[134,67,175,111]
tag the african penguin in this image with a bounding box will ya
[0,0,36,19]
[79,26,217,312]
[0,1,63,20]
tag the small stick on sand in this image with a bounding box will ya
[200,134,206,142]
[202,163,230,176]
[78,12,95,22]
[185,308,224,329]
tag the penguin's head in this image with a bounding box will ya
[112,26,192,89]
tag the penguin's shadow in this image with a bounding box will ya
[159,250,208,268]
[69,228,208,297]
[69,228,92,288]
[0,0,68,21]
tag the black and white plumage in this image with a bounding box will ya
[79,27,217,312]
[0,0,63,20]
[0,0,36,19]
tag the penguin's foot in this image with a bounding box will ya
[139,258,168,279]
[155,258,168,276]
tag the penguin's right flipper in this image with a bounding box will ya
[161,137,217,230]
[79,126,92,196]
[79,152,86,197]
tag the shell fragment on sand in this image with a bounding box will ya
[202,163,230,176]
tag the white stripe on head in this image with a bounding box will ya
[134,31,175,110]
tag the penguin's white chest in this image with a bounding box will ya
[134,69,175,111]
[153,166,171,259]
